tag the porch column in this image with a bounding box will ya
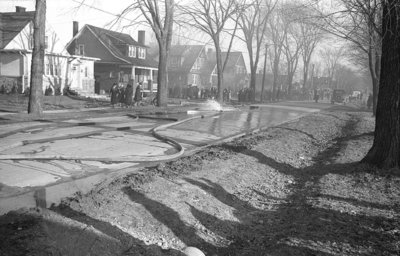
[150,68,153,81]
[131,66,136,84]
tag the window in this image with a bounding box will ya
[138,47,146,59]
[85,67,88,77]
[128,45,136,57]
[78,44,85,55]
[192,74,197,85]
[45,36,48,49]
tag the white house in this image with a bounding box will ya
[0,6,98,95]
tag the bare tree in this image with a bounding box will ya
[139,0,174,107]
[237,0,277,101]
[362,0,400,169]
[119,0,174,107]
[320,46,345,88]
[282,19,302,99]
[299,17,322,91]
[28,0,46,115]
[180,0,243,102]
[267,6,288,101]
[319,0,381,115]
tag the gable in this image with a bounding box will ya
[236,54,247,73]
[0,11,35,49]
[4,22,32,50]
[67,26,127,64]
[169,45,205,72]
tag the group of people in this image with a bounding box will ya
[238,87,255,103]
[110,82,142,108]
[168,85,220,100]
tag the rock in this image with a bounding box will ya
[183,247,206,256]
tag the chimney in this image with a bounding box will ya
[15,6,26,13]
[138,30,145,45]
[73,21,79,37]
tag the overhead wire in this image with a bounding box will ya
[69,0,245,52]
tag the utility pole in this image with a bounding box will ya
[28,0,46,115]
[260,44,268,102]
[310,63,315,89]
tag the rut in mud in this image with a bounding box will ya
[1,109,399,256]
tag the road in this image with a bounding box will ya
[0,101,330,214]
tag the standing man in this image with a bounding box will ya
[124,83,134,108]
[134,82,143,106]
[110,83,119,108]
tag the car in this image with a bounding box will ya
[331,89,346,104]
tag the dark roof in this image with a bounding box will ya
[169,45,204,72]
[222,52,242,69]
[85,24,157,68]
[204,51,244,75]
[86,25,145,48]
[0,11,35,49]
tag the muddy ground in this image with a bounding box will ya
[0,107,399,256]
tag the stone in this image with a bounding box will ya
[183,247,206,256]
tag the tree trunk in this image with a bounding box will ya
[362,0,400,169]
[302,63,309,90]
[28,0,46,115]
[261,52,267,102]
[249,66,256,101]
[368,46,380,116]
[272,58,279,101]
[157,43,168,107]
[287,75,293,99]
[373,49,381,115]
[215,43,223,102]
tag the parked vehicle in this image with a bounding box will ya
[331,89,346,104]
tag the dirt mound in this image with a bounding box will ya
[1,110,399,256]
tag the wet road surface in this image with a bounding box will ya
[0,103,324,214]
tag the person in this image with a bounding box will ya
[367,93,373,109]
[118,84,125,107]
[124,83,134,108]
[134,82,143,106]
[313,89,319,103]
[110,83,119,108]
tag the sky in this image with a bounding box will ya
[1,0,154,50]
[1,0,349,77]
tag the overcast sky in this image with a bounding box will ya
[3,0,224,49]
[2,0,347,76]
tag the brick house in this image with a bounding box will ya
[66,22,158,94]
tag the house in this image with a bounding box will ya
[66,22,158,94]
[206,51,248,92]
[0,7,98,95]
[167,45,208,97]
